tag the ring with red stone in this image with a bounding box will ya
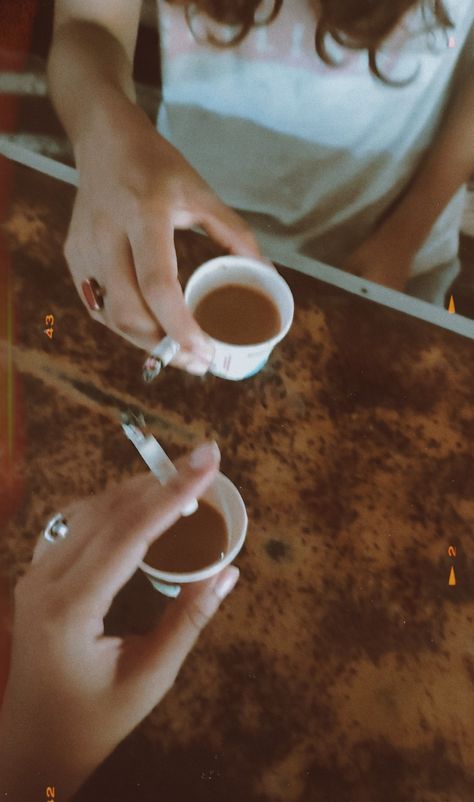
[81,278,105,311]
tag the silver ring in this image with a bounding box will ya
[43,513,69,543]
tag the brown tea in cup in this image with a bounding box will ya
[194,283,281,345]
[144,500,228,573]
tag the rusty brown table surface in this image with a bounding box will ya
[1,160,473,802]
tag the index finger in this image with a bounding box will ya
[129,217,213,363]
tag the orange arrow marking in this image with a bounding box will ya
[448,295,455,314]
[448,566,456,586]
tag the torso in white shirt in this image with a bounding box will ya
[157,0,474,277]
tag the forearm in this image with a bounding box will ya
[47,18,141,161]
[376,73,474,255]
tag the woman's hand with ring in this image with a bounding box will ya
[65,100,262,374]
[0,442,239,801]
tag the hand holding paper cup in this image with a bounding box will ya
[122,413,247,597]
[141,468,247,598]
[143,256,294,381]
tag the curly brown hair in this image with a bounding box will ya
[165,0,453,84]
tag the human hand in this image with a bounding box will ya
[343,232,413,292]
[66,100,262,373]
[0,442,239,801]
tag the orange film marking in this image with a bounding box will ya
[448,295,455,314]
[448,565,456,586]
[44,314,55,339]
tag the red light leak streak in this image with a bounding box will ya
[0,0,37,528]
[0,0,37,702]
[0,148,26,527]
[0,1,37,56]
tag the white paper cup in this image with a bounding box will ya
[139,471,247,597]
[184,256,294,381]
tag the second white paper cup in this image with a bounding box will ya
[139,472,248,597]
[184,256,294,381]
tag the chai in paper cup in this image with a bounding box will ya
[184,256,294,381]
[139,471,247,598]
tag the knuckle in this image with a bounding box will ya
[239,223,259,247]
[91,214,116,250]
[156,274,180,296]
[138,196,164,219]
[105,295,137,335]
[63,236,76,263]
[142,272,177,305]
[184,599,212,634]
[127,192,148,225]
[109,310,137,338]
[125,162,153,197]
[162,477,188,507]
[13,572,60,622]
[130,207,166,245]
[138,270,159,300]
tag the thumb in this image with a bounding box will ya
[134,566,239,691]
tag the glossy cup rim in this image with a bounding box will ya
[184,256,294,351]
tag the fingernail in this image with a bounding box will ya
[214,566,240,600]
[189,441,220,470]
[176,345,213,376]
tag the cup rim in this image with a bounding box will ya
[139,471,248,584]
[184,256,294,351]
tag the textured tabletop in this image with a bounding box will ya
[1,160,473,802]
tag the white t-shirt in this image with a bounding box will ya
[157,0,474,277]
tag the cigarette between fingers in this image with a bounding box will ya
[121,415,198,516]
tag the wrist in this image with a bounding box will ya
[74,89,151,170]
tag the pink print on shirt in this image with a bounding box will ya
[159,0,453,82]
